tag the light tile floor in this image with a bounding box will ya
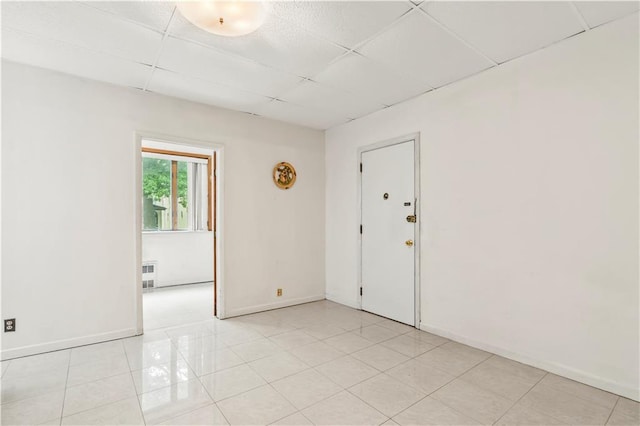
[1,284,638,425]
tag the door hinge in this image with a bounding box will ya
[360,286,363,296]
[359,225,362,234]
[359,163,362,173]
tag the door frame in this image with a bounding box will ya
[134,131,226,335]
[357,133,421,328]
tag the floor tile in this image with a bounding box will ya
[269,330,317,350]
[315,355,379,388]
[217,385,296,425]
[482,355,546,383]
[199,364,266,402]
[382,419,400,425]
[404,330,449,346]
[3,350,70,380]
[0,390,65,426]
[349,373,426,417]
[216,328,264,347]
[386,359,456,394]
[132,358,196,394]
[231,338,283,362]
[174,335,228,355]
[324,332,375,354]
[460,359,540,401]
[249,352,309,382]
[300,323,347,340]
[381,335,436,358]
[61,396,144,425]
[66,353,130,387]
[431,378,513,424]
[376,319,416,335]
[608,397,640,425]
[289,341,345,367]
[392,396,480,425]
[270,412,312,425]
[165,323,214,343]
[351,324,400,343]
[539,373,619,410]
[415,342,490,376]
[70,340,125,366]
[158,403,229,425]
[184,348,244,376]
[139,379,213,425]
[302,391,387,425]
[519,382,615,425]
[1,369,68,404]
[495,402,566,425]
[272,369,342,409]
[352,344,410,371]
[126,342,187,371]
[63,373,137,417]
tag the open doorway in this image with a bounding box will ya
[135,136,221,333]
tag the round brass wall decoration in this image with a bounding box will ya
[273,162,296,190]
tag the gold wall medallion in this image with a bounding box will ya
[273,162,296,190]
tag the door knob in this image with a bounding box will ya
[405,240,414,247]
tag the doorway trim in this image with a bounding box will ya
[357,133,421,328]
[134,131,226,335]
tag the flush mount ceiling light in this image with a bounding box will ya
[176,1,267,37]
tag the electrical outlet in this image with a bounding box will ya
[4,319,16,332]
[277,288,282,297]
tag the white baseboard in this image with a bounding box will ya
[1,328,138,361]
[420,323,639,402]
[223,295,326,318]
[325,293,359,310]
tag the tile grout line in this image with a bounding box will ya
[58,351,73,425]
[604,397,621,425]
[122,341,147,426]
[491,372,549,425]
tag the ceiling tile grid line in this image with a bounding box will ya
[1,2,164,68]
[416,7,499,67]
[77,1,173,35]
[1,24,154,74]
[569,2,592,31]
[268,7,425,110]
[143,6,178,91]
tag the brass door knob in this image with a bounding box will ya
[405,240,414,247]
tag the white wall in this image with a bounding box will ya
[325,15,639,400]
[142,232,213,287]
[1,60,325,359]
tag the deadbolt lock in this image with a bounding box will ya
[406,215,416,223]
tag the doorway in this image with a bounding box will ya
[135,135,222,333]
[359,135,420,326]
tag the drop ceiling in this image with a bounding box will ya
[2,1,638,130]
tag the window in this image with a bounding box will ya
[142,148,212,232]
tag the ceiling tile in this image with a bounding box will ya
[1,1,163,65]
[254,100,350,130]
[147,68,271,112]
[168,12,347,78]
[280,80,385,119]
[1,27,151,89]
[80,1,176,33]
[359,11,494,88]
[270,1,412,49]
[313,52,432,106]
[423,1,585,63]
[157,37,302,98]
[574,1,640,28]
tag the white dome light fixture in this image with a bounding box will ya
[176,1,266,37]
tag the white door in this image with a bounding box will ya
[361,140,416,325]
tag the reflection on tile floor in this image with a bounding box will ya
[1,284,638,425]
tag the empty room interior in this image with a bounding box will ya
[0,1,638,425]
